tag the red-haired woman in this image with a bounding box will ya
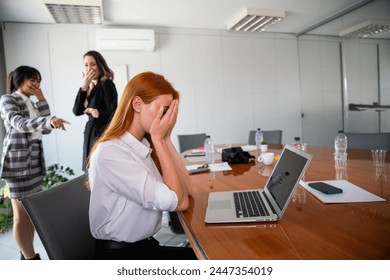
[87,72,196,260]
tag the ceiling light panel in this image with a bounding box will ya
[43,0,103,24]
[340,19,390,38]
[227,8,285,32]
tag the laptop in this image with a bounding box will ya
[205,145,312,223]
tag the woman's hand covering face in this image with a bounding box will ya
[149,99,178,140]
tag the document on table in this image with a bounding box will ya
[300,179,386,203]
[186,162,232,172]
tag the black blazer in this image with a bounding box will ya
[73,79,118,171]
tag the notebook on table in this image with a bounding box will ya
[205,145,312,223]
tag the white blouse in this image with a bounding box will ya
[16,91,42,140]
[88,132,178,243]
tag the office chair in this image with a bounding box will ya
[167,211,190,247]
[248,130,283,145]
[344,132,390,150]
[177,133,207,153]
[21,174,96,260]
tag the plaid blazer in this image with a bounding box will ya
[0,92,52,179]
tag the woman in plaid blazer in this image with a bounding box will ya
[0,66,69,260]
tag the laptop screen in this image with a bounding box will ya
[266,148,309,210]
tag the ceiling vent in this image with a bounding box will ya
[227,8,285,32]
[43,0,103,24]
[339,19,390,38]
[96,28,155,52]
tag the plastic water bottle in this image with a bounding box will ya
[334,130,347,154]
[204,135,215,164]
[334,130,348,167]
[292,137,303,150]
[255,128,263,152]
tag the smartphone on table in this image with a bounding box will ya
[308,182,343,195]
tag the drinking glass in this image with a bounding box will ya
[371,150,386,168]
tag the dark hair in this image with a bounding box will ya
[83,50,114,80]
[11,66,41,92]
[6,71,14,94]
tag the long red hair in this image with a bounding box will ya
[86,71,179,189]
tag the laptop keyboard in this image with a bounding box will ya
[233,191,270,218]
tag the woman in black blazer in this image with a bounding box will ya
[73,50,118,171]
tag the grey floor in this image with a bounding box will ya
[0,211,188,260]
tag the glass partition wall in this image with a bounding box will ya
[299,36,390,147]
[342,40,390,133]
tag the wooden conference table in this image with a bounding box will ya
[179,145,390,260]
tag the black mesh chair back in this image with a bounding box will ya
[248,130,282,145]
[344,132,390,150]
[177,133,207,153]
[21,175,96,260]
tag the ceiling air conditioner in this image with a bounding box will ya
[96,28,155,52]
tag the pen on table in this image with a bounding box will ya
[184,153,205,157]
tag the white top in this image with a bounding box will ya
[88,131,178,243]
[16,91,44,140]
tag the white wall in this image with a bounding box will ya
[2,23,389,177]
[2,24,302,176]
